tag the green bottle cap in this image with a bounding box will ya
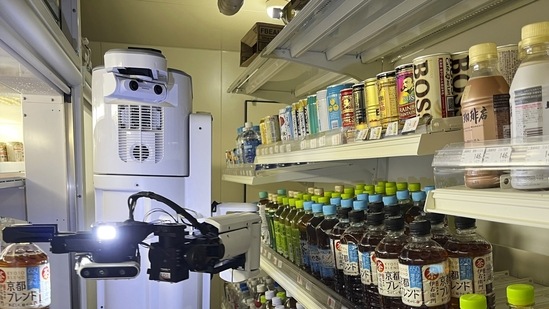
[355,189,364,195]
[295,199,304,209]
[318,197,329,205]
[385,186,397,196]
[377,180,386,186]
[343,188,354,195]
[364,185,375,194]
[324,191,333,198]
[385,181,396,188]
[331,192,341,198]
[296,193,304,200]
[277,196,283,204]
[507,284,535,306]
[396,182,408,190]
[289,198,296,207]
[277,189,287,196]
[460,294,487,309]
[259,191,268,199]
[276,291,286,300]
[409,182,421,192]
[283,197,289,206]
[311,196,319,203]
[375,185,385,194]
[260,295,267,304]
[302,194,311,201]
[355,183,365,191]
[341,193,352,200]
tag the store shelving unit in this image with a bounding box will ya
[0,172,24,190]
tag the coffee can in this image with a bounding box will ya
[497,44,520,86]
[259,117,268,145]
[450,51,470,116]
[267,115,281,144]
[395,63,416,123]
[6,141,24,162]
[291,102,300,139]
[376,71,398,128]
[340,88,355,138]
[364,77,381,128]
[352,83,366,127]
[279,106,293,141]
[297,99,309,137]
[412,52,454,120]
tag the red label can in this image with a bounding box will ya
[395,63,416,122]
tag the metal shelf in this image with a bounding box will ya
[255,130,463,165]
[260,245,354,309]
[425,186,549,230]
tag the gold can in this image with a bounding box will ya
[376,71,398,128]
[364,77,381,128]
[6,142,24,162]
[259,118,268,145]
[0,142,7,162]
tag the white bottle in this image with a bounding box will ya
[509,21,549,189]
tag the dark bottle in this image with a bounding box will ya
[425,213,449,247]
[266,193,278,250]
[444,217,495,309]
[405,191,426,225]
[368,194,384,214]
[317,205,339,288]
[329,206,353,295]
[383,195,401,218]
[306,203,324,279]
[399,219,451,308]
[359,212,386,309]
[290,200,305,267]
[396,189,413,216]
[298,201,314,271]
[375,216,408,309]
[341,210,368,307]
[279,197,292,258]
[285,198,299,263]
[274,193,287,255]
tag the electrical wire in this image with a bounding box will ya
[143,208,178,223]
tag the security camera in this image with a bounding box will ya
[102,73,168,103]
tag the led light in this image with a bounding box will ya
[96,225,117,240]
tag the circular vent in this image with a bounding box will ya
[132,145,150,161]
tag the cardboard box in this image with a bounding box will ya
[240,22,284,67]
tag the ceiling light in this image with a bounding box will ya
[266,0,287,19]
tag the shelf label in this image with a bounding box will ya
[460,148,486,165]
[385,121,399,137]
[273,257,277,266]
[286,143,292,153]
[309,138,317,149]
[297,275,303,285]
[268,146,274,155]
[277,259,283,268]
[278,144,285,153]
[526,145,549,164]
[267,252,272,260]
[300,140,309,150]
[331,134,342,145]
[305,281,312,291]
[483,147,512,164]
[326,296,336,309]
[402,116,420,134]
[356,128,369,141]
[369,126,383,140]
[318,136,326,147]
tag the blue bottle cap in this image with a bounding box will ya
[341,198,353,209]
[303,201,314,211]
[323,205,337,216]
[330,197,342,206]
[312,203,324,213]
[356,193,369,201]
[368,194,382,203]
[353,200,367,211]
[412,191,427,202]
[423,185,436,193]
[396,190,410,200]
[382,195,398,206]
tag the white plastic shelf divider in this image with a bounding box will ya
[260,245,354,309]
[255,130,463,165]
[0,172,25,189]
[425,186,549,229]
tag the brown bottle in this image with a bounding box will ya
[425,213,450,247]
[329,206,352,295]
[297,201,314,272]
[0,243,51,308]
[399,219,450,309]
[444,217,495,309]
[317,205,339,289]
[375,216,407,309]
[341,210,367,307]
[359,212,386,309]
[306,203,325,279]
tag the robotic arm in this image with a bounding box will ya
[1,192,261,283]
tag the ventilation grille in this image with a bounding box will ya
[118,105,164,163]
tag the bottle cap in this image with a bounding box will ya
[375,184,385,194]
[408,182,421,192]
[311,196,319,203]
[507,284,535,306]
[307,187,315,194]
[384,205,401,217]
[244,122,253,129]
[367,212,385,225]
[411,191,426,202]
[341,193,353,200]
[385,216,405,231]
[296,193,304,200]
[276,291,286,300]
[396,182,408,191]
[344,188,355,195]
[460,294,488,309]
[312,203,323,214]
[455,216,476,229]
[271,297,282,306]
[289,198,296,207]
[323,205,336,216]
[330,197,342,206]
[521,21,549,47]
[369,202,384,213]
[337,207,352,219]
[324,191,333,198]
[469,42,498,63]
[334,185,344,193]
[341,198,353,209]
[318,197,329,205]
[382,195,397,206]
[355,183,365,191]
[377,180,386,186]
[303,201,313,211]
[349,210,365,223]
[396,190,410,200]
[425,212,445,225]
[259,191,268,199]
[265,290,276,300]
[409,219,431,236]
[302,194,311,201]
[423,185,436,193]
[277,189,287,196]
[283,197,289,206]
[314,188,324,196]
[288,191,295,198]
[356,193,369,201]
[331,192,341,198]
[385,181,396,188]
[277,196,283,204]
[256,284,266,293]
[353,200,367,211]
[295,199,304,209]
[369,194,382,203]
[385,186,397,196]
[364,184,375,194]
[355,189,364,195]
[260,295,267,304]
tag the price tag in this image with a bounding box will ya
[277,259,283,268]
[326,297,336,309]
[305,281,312,291]
[278,144,285,153]
[318,135,326,147]
[402,116,420,133]
[309,138,317,149]
[460,148,486,165]
[286,143,292,153]
[331,134,342,145]
[268,146,274,155]
[526,145,549,164]
[369,126,383,140]
[355,128,369,141]
[273,257,278,265]
[385,121,399,137]
[483,147,512,164]
[267,252,272,260]
[300,140,308,150]
[273,145,279,154]
[297,275,303,285]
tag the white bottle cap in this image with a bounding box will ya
[245,122,253,129]
[272,296,282,306]
[256,283,266,293]
[285,290,292,298]
[265,290,276,300]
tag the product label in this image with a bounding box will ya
[298,103,309,137]
[359,251,378,286]
[309,245,320,274]
[344,243,360,276]
[371,252,379,286]
[512,86,545,137]
[300,239,310,267]
[378,78,398,124]
[450,53,470,115]
[397,69,416,120]
[286,226,294,262]
[242,138,260,164]
[414,55,453,119]
[291,104,300,139]
[376,258,401,297]
[0,265,51,308]
[340,243,349,274]
[341,92,355,129]
[319,248,335,279]
[292,228,302,267]
[399,261,450,307]
[331,238,345,270]
[449,253,493,298]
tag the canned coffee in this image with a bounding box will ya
[450,51,470,116]
[395,64,416,123]
[377,71,398,128]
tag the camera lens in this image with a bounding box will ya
[154,85,163,95]
[129,80,139,91]
[97,269,109,277]
[82,270,90,277]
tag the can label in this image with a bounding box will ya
[378,75,398,127]
[353,85,367,126]
[413,54,454,120]
[400,261,450,307]
[450,52,469,116]
[0,265,51,308]
[365,80,381,127]
[327,84,353,130]
[0,143,7,162]
[298,100,309,137]
[340,88,355,130]
[267,115,281,144]
[307,95,319,134]
[396,66,416,121]
[291,103,300,139]
[279,108,292,141]
[6,142,24,162]
[316,90,330,132]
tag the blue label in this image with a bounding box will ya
[348,243,359,263]
[409,265,422,289]
[309,245,320,273]
[300,240,310,267]
[362,251,371,270]
[26,266,40,290]
[459,257,473,280]
[243,139,260,163]
[319,248,335,278]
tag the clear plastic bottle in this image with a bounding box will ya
[460,294,488,309]
[291,200,305,267]
[405,191,426,225]
[258,191,271,246]
[285,198,299,262]
[425,213,449,247]
[462,42,510,189]
[396,189,413,217]
[306,203,324,278]
[329,206,352,295]
[506,284,535,309]
[235,125,245,164]
[375,216,408,309]
[399,219,450,308]
[359,212,386,309]
[298,201,314,272]
[368,194,385,214]
[0,242,51,309]
[444,217,494,309]
[341,210,368,307]
[241,122,261,164]
[317,205,339,289]
[509,21,549,190]
[275,197,290,256]
[264,290,276,309]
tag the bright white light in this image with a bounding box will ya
[266,6,283,19]
[96,225,117,240]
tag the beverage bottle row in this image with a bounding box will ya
[223,275,303,309]
[459,283,535,309]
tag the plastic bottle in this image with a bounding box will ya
[264,290,276,309]
[274,190,287,254]
[368,194,384,214]
[0,242,51,309]
[375,216,408,309]
[506,284,535,309]
[291,200,305,267]
[307,203,324,278]
[270,296,283,309]
[298,201,314,271]
[364,184,375,195]
[444,217,494,309]
[383,195,400,218]
[284,291,298,309]
[359,212,386,309]
[275,197,289,256]
[266,194,279,250]
[285,198,299,262]
[255,284,267,307]
[317,205,339,288]
[460,294,488,309]
[279,198,293,258]
[398,219,451,308]
[258,191,271,246]
[329,206,352,295]
[341,210,368,307]
[462,42,510,189]
[405,191,426,225]
[396,189,413,216]
[509,21,549,190]
[425,213,449,247]
[235,126,244,164]
[241,122,261,164]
